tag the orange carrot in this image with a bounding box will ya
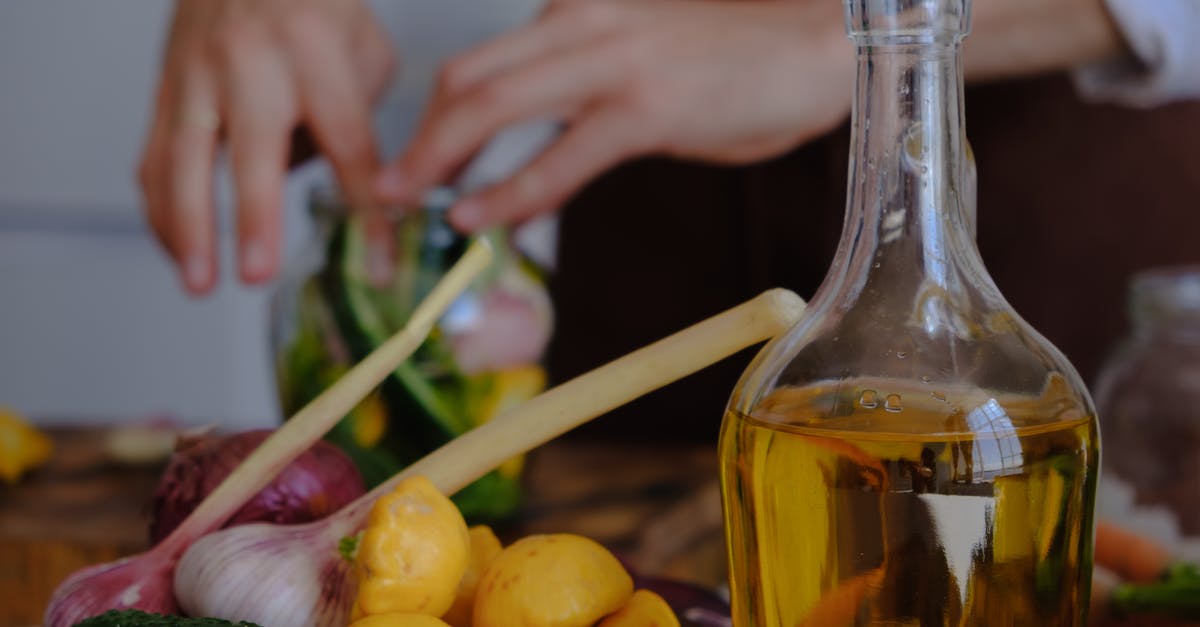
[795,568,885,627]
[1094,521,1174,583]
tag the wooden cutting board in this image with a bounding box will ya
[0,427,161,626]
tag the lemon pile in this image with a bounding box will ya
[350,476,678,627]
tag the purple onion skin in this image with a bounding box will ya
[150,430,365,544]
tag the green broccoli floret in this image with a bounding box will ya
[73,610,263,627]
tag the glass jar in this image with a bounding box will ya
[270,185,554,521]
[718,0,1100,624]
[1095,267,1200,537]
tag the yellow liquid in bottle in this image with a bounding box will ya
[720,383,1098,626]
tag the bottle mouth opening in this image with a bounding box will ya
[845,0,971,44]
[307,183,456,219]
[1130,266,1200,329]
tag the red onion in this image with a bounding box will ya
[150,430,364,543]
[44,431,366,627]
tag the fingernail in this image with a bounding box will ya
[241,239,270,280]
[368,238,392,286]
[183,255,211,292]
[450,200,483,232]
[374,169,405,200]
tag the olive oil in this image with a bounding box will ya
[720,385,1099,626]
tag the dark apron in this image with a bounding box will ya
[547,75,1200,442]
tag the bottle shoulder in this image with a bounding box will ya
[733,373,1093,437]
[729,295,1097,437]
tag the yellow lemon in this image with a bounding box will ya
[355,476,470,617]
[597,589,681,627]
[350,613,453,627]
[473,534,633,627]
[442,525,505,626]
[0,407,52,484]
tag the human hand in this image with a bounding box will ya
[139,0,395,295]
[375,0,853,233]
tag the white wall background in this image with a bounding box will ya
[0,0,540,429]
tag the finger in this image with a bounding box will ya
[381,45,621,207]
[449,105,646,232]
[286,19,389,281]
[223,45,296,284]
[288,21,380,211]
[435,1,619,98]
[354,10,398,102]
[164,70,221,295]
[139,92,173,256]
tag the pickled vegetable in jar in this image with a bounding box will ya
[271,185,554,521]
[718,1,1100,624]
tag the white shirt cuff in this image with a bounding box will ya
[1072,0,1200,107]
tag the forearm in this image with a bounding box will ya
[964,0,1126,82]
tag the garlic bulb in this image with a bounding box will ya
[175,521,357,627]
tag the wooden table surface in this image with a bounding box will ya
[4,428,1190,627]
[0,428,727,627]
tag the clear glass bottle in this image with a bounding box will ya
[718,1,1100,624]
[1095,267,1200,537]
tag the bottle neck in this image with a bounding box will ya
[851,39,972,265]
[816,26,995,339]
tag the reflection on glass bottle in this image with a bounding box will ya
[718,1,1100,625]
